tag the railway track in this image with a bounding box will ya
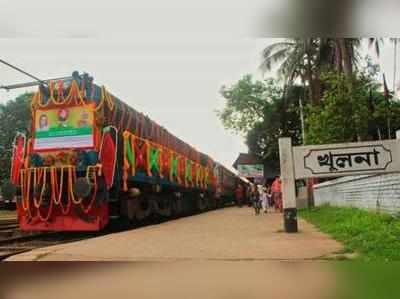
[0,217,125,261]
[0,218,18,232]
[0,231,102,261]
[0,217,95,260]
[0,217,19,241]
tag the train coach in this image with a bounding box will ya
[1,72,242,231]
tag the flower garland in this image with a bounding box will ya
[31,80,114,112]
[18,165,100,222]
[122,130,214,191]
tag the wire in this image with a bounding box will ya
[0,58,47,86]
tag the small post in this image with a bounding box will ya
[279,137,298,233]
[396,130,400,140]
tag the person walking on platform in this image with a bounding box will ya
[259,185,268,213]
[271,176,283,213]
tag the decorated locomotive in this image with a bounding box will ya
[2,72,241,231]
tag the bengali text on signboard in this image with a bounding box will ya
[292,140,400,179]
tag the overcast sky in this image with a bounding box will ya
[0,0,399,171]
[0,0,271,171]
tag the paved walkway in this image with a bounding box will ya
[8,207,342,261]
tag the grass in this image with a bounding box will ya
[299,205,400,261]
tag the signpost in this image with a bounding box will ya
[279,137,400,233]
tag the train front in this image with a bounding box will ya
[2,73,116,231]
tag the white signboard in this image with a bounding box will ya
[278,136,400,233]
[237,164,264,178]
[293,140,400,179]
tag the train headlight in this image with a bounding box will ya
[128,188,141,198]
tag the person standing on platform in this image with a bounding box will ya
[235,184,244,207]
[246,185,252,207]
[265,185,272,210]
[271,176,283,213]
[250,184,261,215]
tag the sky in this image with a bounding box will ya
[0,0,271,172]
[0,38,268,172]
[1,0,399,172]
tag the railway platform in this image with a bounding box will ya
[8,207,342,261]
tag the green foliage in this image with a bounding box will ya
[305,70,400,144]
[218,75,302,161]
[300,205,400,261]
[335,263,400,299]
[305,72,368,144]
[0,93,32,183]
[218,75,281,133]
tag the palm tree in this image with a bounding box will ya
[260,38,360,105]
[368,38,383,58]
[260,38,322,104]
[260,39,308,83]
[390,38,400,97]
[336,38,361,76]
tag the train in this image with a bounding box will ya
[1,72,247,231]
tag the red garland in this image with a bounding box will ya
[134,140,148,170]
[100,132,116,189]
[11,136,25,185]
[44,155,55,166]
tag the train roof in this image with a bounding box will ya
[33,71,236,172]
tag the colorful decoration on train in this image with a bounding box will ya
[44,155,55,166]
[171,155,178,181]
[122,130,213,191]
[4,72,237,233]
[29,153,44,167]
[99,128,117,190]
[31,74,114,112]
[148,146,161,176]
[11,135,25,185]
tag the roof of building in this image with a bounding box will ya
[232,153,263,169]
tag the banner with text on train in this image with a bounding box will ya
[33,105,94,151]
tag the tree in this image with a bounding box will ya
[0,93,32,182]
[260,38,320,104]
[390,38,400,97]
[218,75,302,162]
[305,72,369,144]
[368,38,383,58]
[218,75,281,133]
[260,38,361,105]
[305,67,400,145]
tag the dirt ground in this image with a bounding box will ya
[8,207,342,261]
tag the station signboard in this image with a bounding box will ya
[292,140,399,179]
[279,137,400,233]
[237,164,264,178]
